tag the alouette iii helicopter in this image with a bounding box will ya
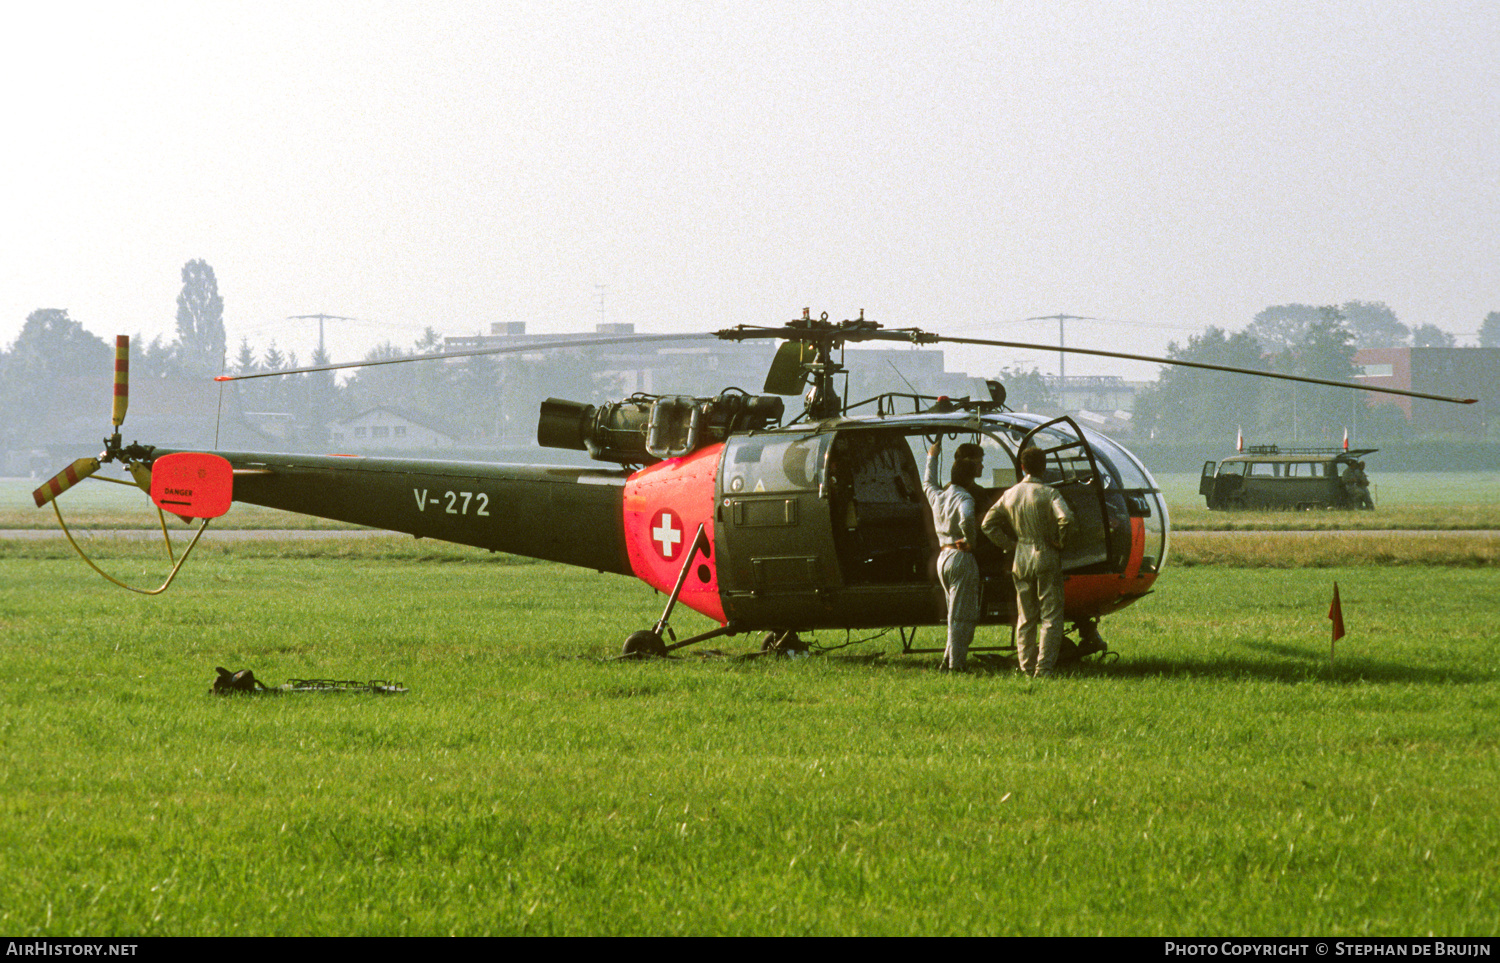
[33,310,1477,662]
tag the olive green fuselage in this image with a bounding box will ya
[163,450,633,575]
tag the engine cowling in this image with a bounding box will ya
[538,392,783,466]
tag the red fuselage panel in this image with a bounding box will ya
[623,444,725,624]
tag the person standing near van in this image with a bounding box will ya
[1343,460,1374,509]
[984,446,1074,676]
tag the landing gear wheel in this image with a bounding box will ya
[622,630,668,659]
[1075,619,1108,660]
[760,630,809,656]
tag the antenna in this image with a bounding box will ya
[287,313,359,359]
[886,359,919,395]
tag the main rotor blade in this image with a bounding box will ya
[214,333,716,382]
[934,334,1478,406]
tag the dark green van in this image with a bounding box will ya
[1200,446,1377,510]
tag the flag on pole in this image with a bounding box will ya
[1342,427,1349,451]
[1236,426,1243,452]
[1329,582,1345,643]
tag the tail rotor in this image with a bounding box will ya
[29,335,231,594]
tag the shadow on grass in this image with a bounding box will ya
[1093,653,1488,685]
[801,642,1489,686]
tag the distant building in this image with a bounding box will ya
[328,407,461,450]
[841,346,989,409]
[1045,375,1139,414]
[1354,347,1496,433]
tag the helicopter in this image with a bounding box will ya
[32,310,1477,661]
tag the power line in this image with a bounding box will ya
[287,313,360,359]
[1023,314,1097,382]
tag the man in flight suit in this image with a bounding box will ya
[923,439,985,672]
[983,446,1074,677]
[1342,460,1374,510]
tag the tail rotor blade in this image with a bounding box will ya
[33,458,101,508]
[112,335,129,428]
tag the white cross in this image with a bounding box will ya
[652,512,682,558]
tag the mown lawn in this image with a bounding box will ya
[1,539,1495,936]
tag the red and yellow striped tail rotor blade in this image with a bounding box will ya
[33,458,101,508]
[112,335,129,428]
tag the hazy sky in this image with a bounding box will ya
[4,1,1497,382]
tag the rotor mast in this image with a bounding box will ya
[715,309,937,419]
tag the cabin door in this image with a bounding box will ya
[1019,417,1112,572]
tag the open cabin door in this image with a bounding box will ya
[1019,417,1113,572]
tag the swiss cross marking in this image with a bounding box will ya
[651,510,684,560]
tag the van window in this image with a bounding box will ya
[1249,462,1277,477]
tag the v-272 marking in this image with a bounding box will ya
[413,488,492,516]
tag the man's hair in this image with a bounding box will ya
[951,443,984,486]
[1020,446,1047,476]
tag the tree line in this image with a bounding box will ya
[5,264,1496,459]
[1129,303,1497,444]
[0,260,605,456]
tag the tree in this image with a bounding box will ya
[1256,313,1358,443]
[1245,304,1325,355]
[1131,326,1268,442]
[0,309,111,448]
[1410,323,1455,348]
[1340,300,1409,348]
[132,333,178,381]
[1480,312,1500,348]
[992,365,1056,413]
[175,259,227,377]
[234,337,259,375]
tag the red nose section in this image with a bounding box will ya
[623,444,725,624]
[150,452,234,519]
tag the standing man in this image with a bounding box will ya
[1343,460,1375,510]
[983,446,1074,677]
[923,439,986,672]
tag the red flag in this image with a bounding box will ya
[1342,427,1349,451]
[1236,426,1243,452]
[1329,582,1345,643]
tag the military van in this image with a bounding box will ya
[1200,445,1377,510]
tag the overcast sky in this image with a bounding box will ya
[3,1,1496,382]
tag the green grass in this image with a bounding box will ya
[1,539,1497,935]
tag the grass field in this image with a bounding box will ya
[1,534,1496,936]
